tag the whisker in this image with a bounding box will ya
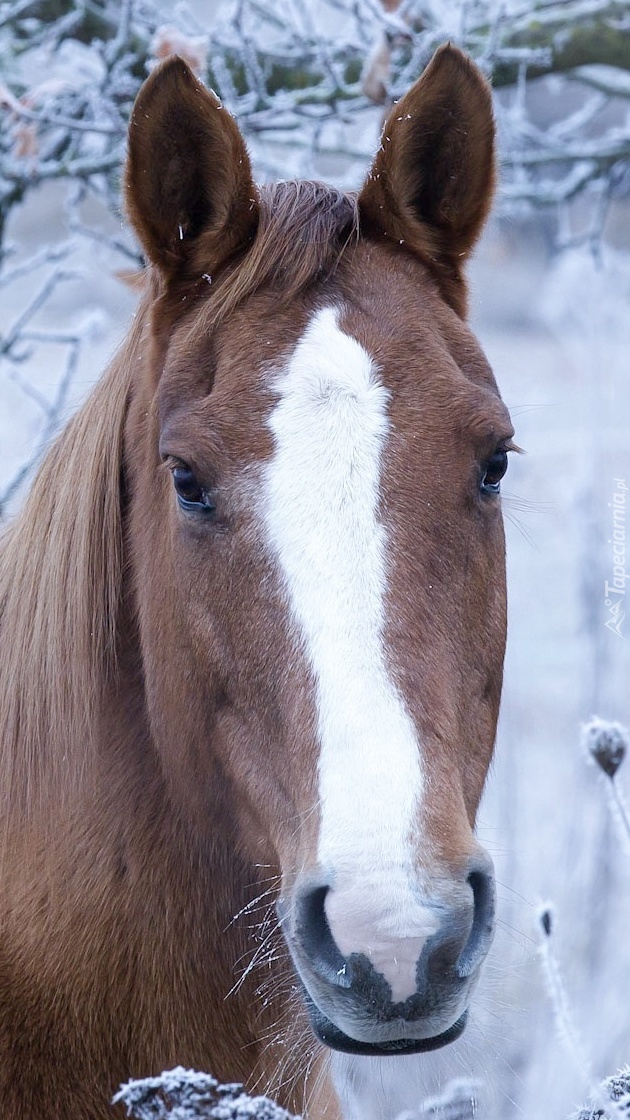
[503,508,538,549]
[225,885,280,932]
[502,491,555,515]
[225,922,283,999]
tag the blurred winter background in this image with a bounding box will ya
[1,1,630,1117]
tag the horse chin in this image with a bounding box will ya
[302,989,469,1057]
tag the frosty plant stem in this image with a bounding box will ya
[537,908,628,1120]
[540,718,630,1119]
[537,907,592,1081]
[609,779,630,854]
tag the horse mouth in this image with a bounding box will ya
[303,991,468,1056]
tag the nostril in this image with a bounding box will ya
[456,864,496,979]
[295,885,353,989]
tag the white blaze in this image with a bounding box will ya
[262,306,433,1001]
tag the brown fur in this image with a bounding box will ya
[0,48,508,1119]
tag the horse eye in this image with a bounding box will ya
[480,449,508,496]
[171,463,215,514]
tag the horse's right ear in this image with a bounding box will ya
[125,57,258,283]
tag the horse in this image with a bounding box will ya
[0,44,513,1119]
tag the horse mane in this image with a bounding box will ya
[0,310,145,816]
[190,179,359,341]
[0,180,358,815]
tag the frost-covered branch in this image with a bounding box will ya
[482,1,630,86]
[2,0,630,231]
[0,337,79,513]
[0,245,104,516]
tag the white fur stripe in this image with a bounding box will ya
[262,307,428,998]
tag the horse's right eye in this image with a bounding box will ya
[171,464,215,514]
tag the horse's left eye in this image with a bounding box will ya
[480,449,508,496]
[171,464,215,514]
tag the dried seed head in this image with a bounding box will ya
[539,907,553,937]
[582,717,629,779]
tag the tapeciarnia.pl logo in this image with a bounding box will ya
[604,478,628,637]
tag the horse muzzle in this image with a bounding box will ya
[278,855,495,1056]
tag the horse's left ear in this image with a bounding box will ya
[125,57,258,283]
[358,44,495,316]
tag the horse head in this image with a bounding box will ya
[124,46,511,1062]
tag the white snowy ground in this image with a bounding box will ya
[2,147,630,1120]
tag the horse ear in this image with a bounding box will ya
[125,57,258,282]
[358,44,495,315]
